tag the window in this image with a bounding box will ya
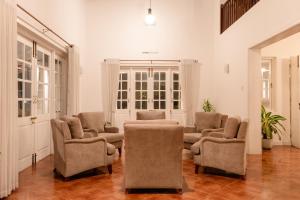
[117,72,129,110]
[172,72,181,110]
[117,67,182,111]
[261,58,272,108]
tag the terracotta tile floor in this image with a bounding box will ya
[6,146,300,200]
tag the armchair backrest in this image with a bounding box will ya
[220,115,228,128]
[136,111,166,120]
[194,112,223,132]
[124,124,183,189]
[50,119,71,163]
[78,112,105,132]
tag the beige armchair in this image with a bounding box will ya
[124,124,183,192]
[184,112,228,150]
[50,119,116,178]
[192,117,248,177]
[77,112,124,156]
[136,111,166,120]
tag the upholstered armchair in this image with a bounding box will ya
[192,117,248,177]
[124,124,183,192]
[77,112,124,156]
[183,112,228,150]
[50,119,116,178]
[136,111,166,120]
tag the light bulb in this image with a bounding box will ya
[145,8,156,26]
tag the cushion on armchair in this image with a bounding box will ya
[106,143,116,155]
[62,117,85,139]
[195,112,222,132]
[224,116,241,139]
[78,112,105,133]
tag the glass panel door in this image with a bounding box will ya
[17,39,33,118]
[134,71,148,110]
[36,46,50,115]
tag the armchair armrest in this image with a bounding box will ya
[104,126,119,133]
[201,137,245,144]
[207,132,224,138]
[201,128,224,136]
[64,136,106,144]
[183,126,196,133]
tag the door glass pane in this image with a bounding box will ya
[135,91,141,100]
[25,64,32,80]
[38,68,44,82]
[44,85,49,98]
[136,72,141,80]
[44,54,49,67]
[135,101,140,109]
[24,101,31,116]
[17,41,24,59]
[142,72,147,80]
[24,83,31,98]
[160,101,166,109]
[25,46,32,62]
[37,51,43,65]
[38,84,44,98]
[44,70,49,84]
[142,101,147,109]
[18,101,23,117]
[154,72,159,80]
[122,101,128,109]
[154,101,159,109]
[18,62,23,79]
[18,81,23,98]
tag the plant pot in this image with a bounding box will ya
[262,139,273,150]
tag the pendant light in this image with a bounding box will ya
[145,0,156,26]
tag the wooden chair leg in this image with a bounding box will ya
[107,164,112,174]
[195,164,199,174]
[118,148,122,156]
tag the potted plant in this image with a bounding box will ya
[261,105,286,149]
[202,99,215,112]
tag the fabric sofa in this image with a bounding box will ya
[124,123,183,192]
[77,112,124,156]
[184,112,228,150]
[192,117,248,176]
[136,111,166,120]
[50,118,116,178]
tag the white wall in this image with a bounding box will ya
[81,0,215,111]
[212,0,300,154]
[17,0,87,75]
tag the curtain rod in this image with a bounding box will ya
[104,59,198,63]
[17,4,73,48]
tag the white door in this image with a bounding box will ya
[290,56,300,148]
[17,36,53,171]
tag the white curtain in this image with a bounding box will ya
[102,59,120,125]
[0,0,19,198]
[67,46,80,116]
[180,59,201,126]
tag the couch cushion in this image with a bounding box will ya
[99,133,124,143]
[136,111,165,120]
[184,133,202,144]
[195,112,222,132]
[78,112,105,133]
[107,143,116,155]
[237,120,248,139]
[124,120,179,125]
[224,116,241,139]
[62,117,84,139]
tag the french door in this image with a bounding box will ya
[115,66,184,129]
[131,68,170,118]
[17,36,52,171]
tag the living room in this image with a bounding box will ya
[1,0,300,199]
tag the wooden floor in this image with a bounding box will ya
[6,146,300,200]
